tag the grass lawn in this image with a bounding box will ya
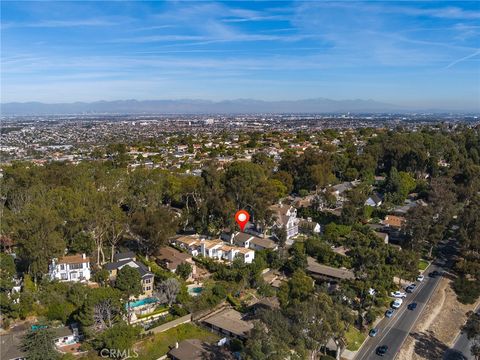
[136,323,220,360]
[345,326,366,352]
[418,259,429,271]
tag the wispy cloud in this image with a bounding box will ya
[2,18,124,29]
[445,49,480,68]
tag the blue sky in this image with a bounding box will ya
[1,1,479,110]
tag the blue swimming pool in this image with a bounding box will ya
[188,286,203,295]
[127,297,158,308]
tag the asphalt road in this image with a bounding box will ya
[355,239,457,360]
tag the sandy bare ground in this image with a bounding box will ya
[397,277,480,360]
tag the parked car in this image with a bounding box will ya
[376,345,389,356]
[417,274,425,282]
[406,284,417,293]
[408,302,417,310]
[429,270,440,278]
[391,291,407,298]
[369,328,379,337]
[392,298,403,309]
[385,309,395,318]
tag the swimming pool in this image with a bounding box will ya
[187,286,203,296]
[127,297,158,309]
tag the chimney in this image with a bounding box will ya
[82,253,86,259]
[175,342,179,349]
[307,217,312,223]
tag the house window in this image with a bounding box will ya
[61,273,68,280]
[144,278,151,284]
[70,263,83,270]
[60,264,65,270]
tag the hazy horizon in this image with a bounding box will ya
[1,1,480,110]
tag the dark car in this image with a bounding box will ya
[385,309,395,318]
[369,328,379,337]
[429,270,440,278]
[376,345,388,356]
[408,302,417,310]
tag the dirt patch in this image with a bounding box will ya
[397,278,480,360]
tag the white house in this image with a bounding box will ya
[49,254,91,282]
[269,203,299,240]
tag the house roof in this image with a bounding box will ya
[375,232,389,241]
[201,239,223,249]
[231,232,253,245]
[156,247,191,271]
[383,215,406,228]
[52,326,74,339]
[113,251,136,262]
[203,309,253,338]
[254,297,280,310]
[250,237,277,249]
[172,235,201,247]
[306,257,355,280]
[104,259,153,278]
[57,254,89,264]
[0,333,25,360]
[168,339,234,360]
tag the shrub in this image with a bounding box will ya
[453,276,480,304]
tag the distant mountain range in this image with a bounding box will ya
[1,98,412,115]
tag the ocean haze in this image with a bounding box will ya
[2,98,411,115]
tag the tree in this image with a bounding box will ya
[22,328,60,360]
[129,207,179,258]
[115,266,142,323]
[0,253,16,292]
[156,278,180,306]
[462,311,480,359]
[244,323,292,360]
[176,262,192,280]
[94,322,141,359]
[14,204,65,279]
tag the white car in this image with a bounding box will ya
[392,298,403,309]
[417,275,425,282]
[391,291,407,298]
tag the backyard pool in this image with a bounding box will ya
[187,285,203,296]
[127,297,158,309]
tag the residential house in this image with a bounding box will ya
[167,339,234,360]
[298,218,321,235]
[49,254,91,282]
[306,257,355,283]
[199,239,224,260]
[249,237,278,251]
[375,232,389,244]
[1,332,25,360]
[156,247,196,281]
[104,254,154,297]
[364,193,383,207]
[382,215,406,229]
[202,308,254,340]
[269,203,299,240]
[170,235,202,256]
[0,326,79,360]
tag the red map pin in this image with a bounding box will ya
[235,210,250,231]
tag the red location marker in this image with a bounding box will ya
[235,210,250,231]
